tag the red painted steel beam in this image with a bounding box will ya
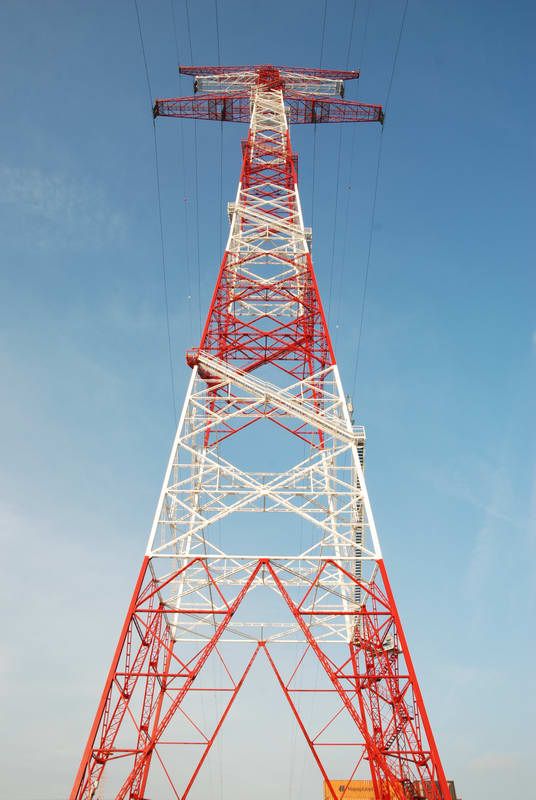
[264,561,410,800]
[114,560,265,800]
[153,94,384,124]
[263,643,340,800]
[181,644,262,800]
[377,559,452,800]
[69,556,150,800]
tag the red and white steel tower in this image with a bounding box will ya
[71,65,450,800]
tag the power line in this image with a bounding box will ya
[344,0,358,69]
[327,0,360,323]
[319,0,328,68]
[169,0,194,345]
[215,0,224,258]
[333,0,371,342]
[310,124,318,227]
[326,125,343,320]
[153,124,178,419]
[184,0,193,62]
[350,0,410,400]
[184,0,203,337]
[309,0,329,229]
[133,0,152,98]
[385,0,409,109]
[357,0,372,86]
[333,0,363,350]
[351,129,383,400]
[133,0,177,420]
[192,125,203,336]
[333,123,357,352]
[214,0,221,64]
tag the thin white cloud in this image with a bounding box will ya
[0,163,126,250]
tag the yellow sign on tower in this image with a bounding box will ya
[324,780,394,800]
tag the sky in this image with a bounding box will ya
[0,1,534,799]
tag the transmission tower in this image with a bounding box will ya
[71,65,450,800]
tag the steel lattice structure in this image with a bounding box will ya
[71,65,450,800]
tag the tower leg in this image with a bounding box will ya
[70,556,151,800]
[377,561,451,800]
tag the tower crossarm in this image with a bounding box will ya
[153,63,384,124]
[154,93,384,124]
[180,63,360,94]
[179,64,361,79]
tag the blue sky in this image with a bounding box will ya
[0,1,534,799]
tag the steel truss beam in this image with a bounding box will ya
[71,65,449,800]
[154,94,384,124]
